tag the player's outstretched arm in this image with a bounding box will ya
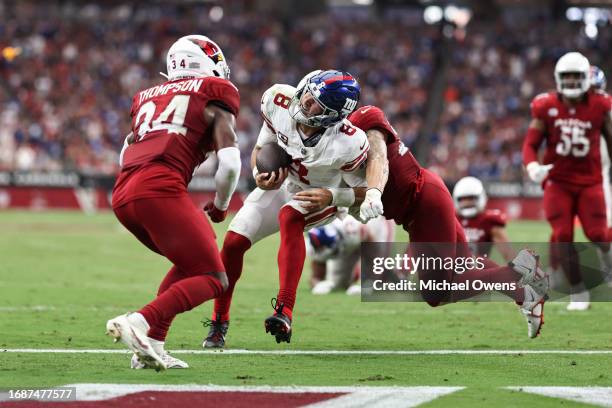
[365,129,389,193]
[359,129,388,222]
[203,104,241,222]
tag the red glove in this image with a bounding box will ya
[204,201,227,223]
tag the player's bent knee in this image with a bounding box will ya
[211,271,229,292]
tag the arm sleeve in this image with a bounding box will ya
[213,146,242,210]
[522,127,545,165]
[256,122,277,147]
[341,168,367,187]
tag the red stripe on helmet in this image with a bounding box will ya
[323,75,354,84]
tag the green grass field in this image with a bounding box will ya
[1,210,610,407]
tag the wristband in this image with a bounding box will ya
[329,188,356,207]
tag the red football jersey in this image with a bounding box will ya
[524,91,610,186]
[113,77,239,207]
[458,209,507,256]
[348,106,423,224]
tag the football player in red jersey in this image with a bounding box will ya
[453,176,514,262]
[522,52,612,311]
[346,105,548,338]
[105,35,241,370]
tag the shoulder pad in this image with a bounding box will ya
[261,84,296,120]
[203,77,240,116]
[348,105,398,144]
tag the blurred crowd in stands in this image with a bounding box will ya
[0,1,609,182]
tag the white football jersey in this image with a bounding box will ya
[257,84,369,192]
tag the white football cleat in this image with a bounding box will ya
[509,249,548,290]
[345,283,361,296]
[520,285,546,339]
[106,312,166,371]
[312,280,335,295]
[131,352,189,369]
[566,289,591,311]
[566,301,591,311]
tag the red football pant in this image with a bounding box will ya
[114,194,226,341]
[544,180,609,285]
[403,169,522,306]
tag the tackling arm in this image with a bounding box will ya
[365,129,389,193]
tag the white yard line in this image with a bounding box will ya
[3,348,612,355]
[507,387,612,408]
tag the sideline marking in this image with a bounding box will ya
[3,349,612,355]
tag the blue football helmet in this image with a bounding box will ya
[307,225,340,258]
[590,65,607,91]
[289,69,360,128]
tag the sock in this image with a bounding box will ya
[140,274,223,328]
[148,266,183,341]
[212,231,252,322]
[451,265,524,303]
[275,206,306,320]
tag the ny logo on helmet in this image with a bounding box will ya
[343,98,357,112]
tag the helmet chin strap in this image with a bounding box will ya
[159,72,169,79]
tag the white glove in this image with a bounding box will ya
[359,188,384,223]
[526,162,553,184]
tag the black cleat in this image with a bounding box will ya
[202,314,229,349]
[264,298,292,344]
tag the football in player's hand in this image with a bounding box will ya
[256,143,292,175]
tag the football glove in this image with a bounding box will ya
[359,188,384,223]
[526,162,553,184]
[204,201,227,223]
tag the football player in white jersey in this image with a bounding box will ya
[203,70,388,347]
[308,213,395,296]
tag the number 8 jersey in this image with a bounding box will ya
[528,90,611,186]
[257,84,369,192]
